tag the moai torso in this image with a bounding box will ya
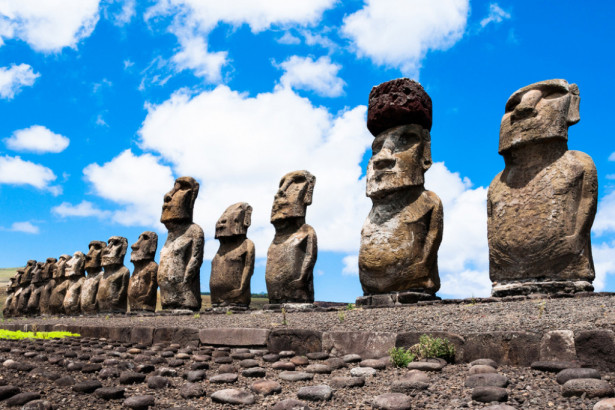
[38,258,57,315]
[128,232,158,312]
[358,79,443,297]
[158,177,204,311]
[48,254,71,314]
[487,79,597,295]
[97,236,130,313]
[25,262,44,315]
[265,171,318,304]
[64,251,86,314]
[210,203,255,307]
[80,241,106,313]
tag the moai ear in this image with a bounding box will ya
[567,83,580,126]
[422,129,433,172]
[303,173,316,206]
[243,204,253,229]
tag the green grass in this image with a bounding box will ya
[0,329,80,340]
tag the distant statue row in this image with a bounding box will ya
[6,77,598,315]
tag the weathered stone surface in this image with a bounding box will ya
[465,373,509,388]
[130,327,154,346]
[73,380,103,393]
[37,257,57,315]
[48,255,71,314]
[272,399,311,410]
[0,385,19,399]
[575,330,615,371]
[468,364,497,375]
[323,331,396,359]
[360,78,442,297]
[123,395,155,409]
[251,380,282,395]
[531,360,581,372]
[22,400,53,410]
[120,371,146,384]
[199,328,269,347]
[540,330,577,361]
[472,386,508,403]
[5,392,40,406]
[81,242,106,314]
[556,368,601,384]
[407,360,445,372]
[128,231,158,312]
[391,370,430,392]
[272,361,295,371]
[97,236,130,313]
[372,392,413,410]
[210,202,255,308]
[211,389,255,405]
[266,170,317,304]
[60,252,86,314]
[350,367,377,377]
[159,177,204,311]
[209,373,238,384]
[147,375,171,389]
[290,356,308,366]
[470,358,498,368]
[330,376,365,389]
[562,378,614,398]
[278,371,314,382]
[180,382,206,398]
[95,386,125,400]
[488,79,597,296]
[268,329,322,355]
[297,385,332,401]
[595,398,615,410]
[397,332,464,362]
[463,332,540,366]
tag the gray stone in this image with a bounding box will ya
[324,331,396,359]
[557,368,602,384]
[278,371,314,382]
[54,376,75,386]
[186,370,207,382]
[562,378,614,398]
[594,398,615,410]
[531,360,581,372]
[209,373,238,384]
[22,400,54,410]
[99,367,120,379]
[120,371,146,384]
[330,376,365,389]
[342,354,362,363]
[471,386,508,403]
[73,380,103,393]
[575,330,615,371]
[470,358,498,368]
[391,370,430,392]
[305,364,332,374]
[123,395,155,409]
[263,353,280,362]
[290,356,309,366]
[147,376,171,389]
[0,385,19,400]
[465,373,509,388]
[350,367,377,377]
[540,330,577,361]
[268,329,322,355]
[272,399,311,410]
[306,352,329,360]
[272,361,296,371]
[372,392,413,410]
[95,387,125,400]
[180,382,206,399]
[251,380,282,396]
[297,385,332,401]
[240,359,260,368]
[199,328,270,347]
[360,358,387,370]
[408,361,445,372]
[5,392,41,407]
[211,388,256,405]
[468,364,497,374]
[325,358,346,369]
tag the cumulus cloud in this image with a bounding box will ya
[8,221,39,234]
[277,31,301,45]
[52,200,111,219]
[609,152,615,161]
[0,63,39,99]
[0,0,100,52]
[83,150,175,227]
[0,155,60,194]
[5,125,69,153]
[593,191,615,236]
[342,254,358,276]
[342,0,469,76]
[171,35,227,83]
[480,3,511,28]
[103,0,135,26]
[277,55,345,97]
[425,162,490,298]
[593,239,615,291]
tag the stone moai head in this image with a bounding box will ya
[102,236,128,268]
[271,171,316,224]
[22,260,36,284]
[85,241,106,273]
[13,268,24,289]
[499,79,580,154]
[8,277,16,293]
[41,257,57,281]
[161,177,200,225]
[130,231,158,262]
[65,251,86,278]
[216,202,252,239]
[55,254,72,279]
[31,262,44,285]
[365,78,433,198]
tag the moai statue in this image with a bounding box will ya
[63,251,86,315]
[38,257,57,315]
[265,171,317,304]
[210,203,255,308]
[358,78,443,306]
[25,261,44,315]
[128,231,159,312]
[48,254,72,314]
[3,276,18,317]
[159,177,204,311]
[7,268,25,317]
[21,260,36,286]
[80,241,106,314]
[488,79,598,296]
[97,236,130,313]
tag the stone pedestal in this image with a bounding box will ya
[356,291,440,308]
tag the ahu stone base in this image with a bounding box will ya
[356,291,440,307]
[492,280,594,297]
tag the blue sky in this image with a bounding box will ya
[0,0,614,303]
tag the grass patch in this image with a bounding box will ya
[413,334,456,363]
[0,329,80,340]
[389,347,415,367]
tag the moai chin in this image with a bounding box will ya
[210,203,255,308]
[358,78,443,306]
[96,236,130,313]
[80,241,106,314]
[38,257,58,315]
[158,177,204,311]
[128,231,159,312]
[488,79,598,296]
[64,251,86,315]
[49,254,72,314]
[265,171,317,304]
[25,261,44,315]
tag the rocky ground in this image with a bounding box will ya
[0,336,614,409]
[5,292,615,334]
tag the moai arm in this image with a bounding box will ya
[185,227,204,283]
[291,228,317,288]
[421,193,443,268]
[568,153,598,250]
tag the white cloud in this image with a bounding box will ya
[0,0,100,52]
[137,85,372,259]
[342,0,469,76]
[52,200,111,219]
[5,125,69,153]
[425,162,490,298]
[0,155,60,194]
[592,240,615,291]
[480,3,511,28]
[8,221,39,234]
[277,31,301,45]
[609,152,615,161]
[593,191,615,237]
[103,0,135,26]
[342,254,358,276]
[83,150,175,227]
[171,34,227,83]
[277,55,345,97]
[0,63,39,99]
[96,114,108,127]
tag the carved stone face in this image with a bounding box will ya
[55,254,72,279]
[102,236,128,267]
[499,79,580,154]
[66,252,85,278]
[85,241,106,271]
[216,203,252,238]
[161,177,199,224]
[271,171,315,223]
[13,268,24,288]
[131,231,158,262]
[31,262,44,284]
[366,124,431,198]
[41,257,57,281]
